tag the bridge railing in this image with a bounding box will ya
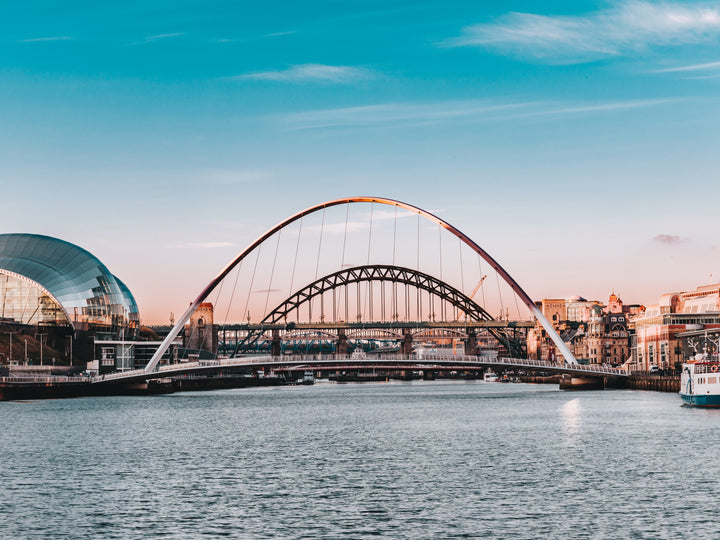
[0,376,92,384]
[93,353,626,382]
[96,369,148,382]
[170,354,626,375]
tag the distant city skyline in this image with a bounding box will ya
[2,1,719,323]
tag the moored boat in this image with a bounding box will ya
[680,361,720,407]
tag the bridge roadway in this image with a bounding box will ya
[216,321,536,331]
[93,354,627,385]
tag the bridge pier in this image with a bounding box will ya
[465,329,478,356]
[337,331,348,355]
[401,329,413,355]
[559,374,604,390]
[559,374,627,390]
[271,329,281,357]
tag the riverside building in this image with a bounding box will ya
[0,233,139,367]
[631,284,720,371]
[528,293,636,365]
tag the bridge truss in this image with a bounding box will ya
[145,196,577,374]
[231,264,526,357]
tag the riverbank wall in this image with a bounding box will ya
[626,374,680,393]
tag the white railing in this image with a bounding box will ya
[86,353,627,383]
[0,376,92,384]
[0,352,627,387]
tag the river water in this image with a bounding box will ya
[1,381,719,539]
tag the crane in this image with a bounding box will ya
[456,275,487,321]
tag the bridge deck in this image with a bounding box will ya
[93,354,627,384]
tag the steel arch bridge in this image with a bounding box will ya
[145,196,577,373]
[232,264,526,357]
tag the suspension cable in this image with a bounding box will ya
[514,285,522,321]
[263,229,282,317]
[242,245,262,325]
[416,212,420,270]
[336,203,350,321]
[289,216,303,295]
[341,203,349,268]
[478,255,487,310]
[458,236,465,320]
[496,272,505,321]
[364,203,374,319]
[314,208,325,281]
[392,205,397,266]
[222,261,243,331]
[438,223,444,321]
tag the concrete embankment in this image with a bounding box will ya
[0,375,287,401]
[626,374,680,393]
[519,374,561,385]
[521,372,680,392]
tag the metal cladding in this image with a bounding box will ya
[0,233,139,331]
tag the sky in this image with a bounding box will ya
[1,0,719,324]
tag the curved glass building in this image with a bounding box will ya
[0,234,139,334]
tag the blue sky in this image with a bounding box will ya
[1,1,719,323]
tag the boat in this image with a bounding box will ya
[680,361,720,407]
[483,370,498,383]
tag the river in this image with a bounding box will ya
[1,381,718,538]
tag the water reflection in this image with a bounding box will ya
[0,383,717,539]
[561,397,581,444]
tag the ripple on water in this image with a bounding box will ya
[0,382,718,539]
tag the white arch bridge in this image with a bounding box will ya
[141,196,581,375]
[94,354,627,386]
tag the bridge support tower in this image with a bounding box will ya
[401,329,413,355]
[465,329,478,356]
[337,331,348,355]
[271,329,281,357]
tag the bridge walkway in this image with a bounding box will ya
[92,354,627,384]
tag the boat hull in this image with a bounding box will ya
[680,392,720,407]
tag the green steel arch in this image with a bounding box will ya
[233,264,525,357]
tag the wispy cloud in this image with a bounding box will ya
[179,241,236,249]
[211,31,296,44]
[277,98,674,130]
[233,64,374,84]
[653,234,687,245]
[19,36,72,43]
[280,101,536,130]
[306,221,370,235]
[445,1,720,63]
[654,59,720,72]
[202,170,271,185]
[686,72,720,79]
[130,33,184,46]
[304,208,438,235]
[264,31,296,38]
[522,98,675,116]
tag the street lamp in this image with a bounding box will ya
[66,335,73,366]
[674,344,683,371]
[4,331,18,363]
[36,332,46,366]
